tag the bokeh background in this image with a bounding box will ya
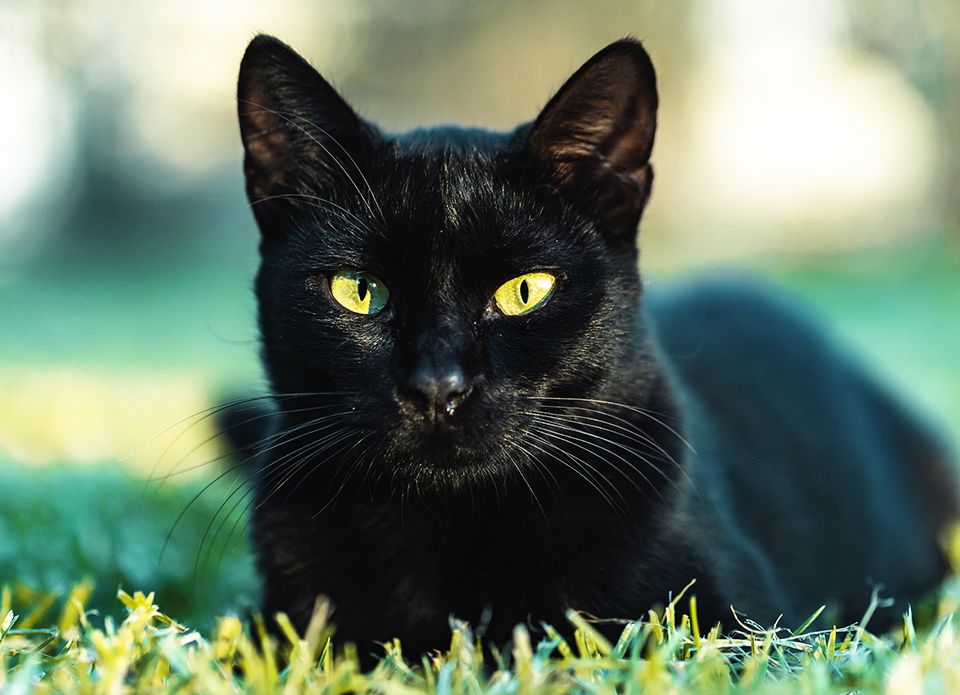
[1,0,958,626]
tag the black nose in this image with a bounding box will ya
[407,365,472,418]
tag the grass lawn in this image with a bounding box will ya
[5,556,960,692]
[1,241,958,691]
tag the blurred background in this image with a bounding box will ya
[1,0,957,626]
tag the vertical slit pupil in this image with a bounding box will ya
[357,277,368,301]
[519,278,529,303]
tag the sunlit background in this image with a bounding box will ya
[1,0,958,624]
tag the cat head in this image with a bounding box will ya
[237,35,659,491]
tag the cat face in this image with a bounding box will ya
[237,36,658,489]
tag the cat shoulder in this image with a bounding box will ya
[642,274,833,364]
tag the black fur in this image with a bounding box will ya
[230,34,958,658]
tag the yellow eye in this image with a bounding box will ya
[329,269,389,315]
[494,272,556,316]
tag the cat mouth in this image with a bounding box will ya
[399,425,500,474]
[411,428,475,458]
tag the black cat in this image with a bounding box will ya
[229,34,957,658]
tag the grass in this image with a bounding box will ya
[3,460,960,692]
[5,571,960,692]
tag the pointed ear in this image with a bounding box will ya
[525,39,658,237]
[237,34,376,235]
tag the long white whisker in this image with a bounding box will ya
[523,430,627,518]
[311,432,375,514]
[530,403,685,472]
[506,449,547,522]
[528,419,660,501]
[188,412,354,574]
[505,430,562,499]
[523,410,684,493]
[163,411,351,563]
[255,424,357,507]
[526,396,696,454]
[144,391,351,492]
[194,474,251,583]
[152,402,345,490]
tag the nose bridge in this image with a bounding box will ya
[403,310,474,417]
[415,312,465,367]
[410,312,470,395]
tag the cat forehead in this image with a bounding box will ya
[300,153,575,285]
[392,125,514,154]
[297,131,588,270]
[380,144,522,233]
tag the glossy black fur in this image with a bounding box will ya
[230,35,958,658]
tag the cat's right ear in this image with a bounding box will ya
[522,39,658,239]
[237,35,375,235]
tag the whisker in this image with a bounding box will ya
[522,430,627,519]
[527,418,660,502]
[209,482,255,567]
[162,411,351,563]
[256,426,359,509]
[523,410,684,494]
[200,423,356,581]
[506,449,547,523]
[150,402,345,492]
[358,434,390,495]
[215,426,353,576]
[311,432,375,515]
[171,409,351,490]
[276,428,359,501]
[504,430,562,500]
[530,403,685,473]
[214,487,255,577]
[161,458,250,564]
[526,396,696,454]
[193,473,250,584]
[143,391,352,494]
[196,419,357,577]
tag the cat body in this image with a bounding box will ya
[231,35,957,656]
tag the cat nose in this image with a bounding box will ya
[407,365,473,418]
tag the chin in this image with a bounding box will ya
[389,441,514,492]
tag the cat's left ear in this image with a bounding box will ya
[524,39,658,237]
[237,34,376,236]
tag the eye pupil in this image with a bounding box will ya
[519,279,529,303]
[357,277,368,301]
